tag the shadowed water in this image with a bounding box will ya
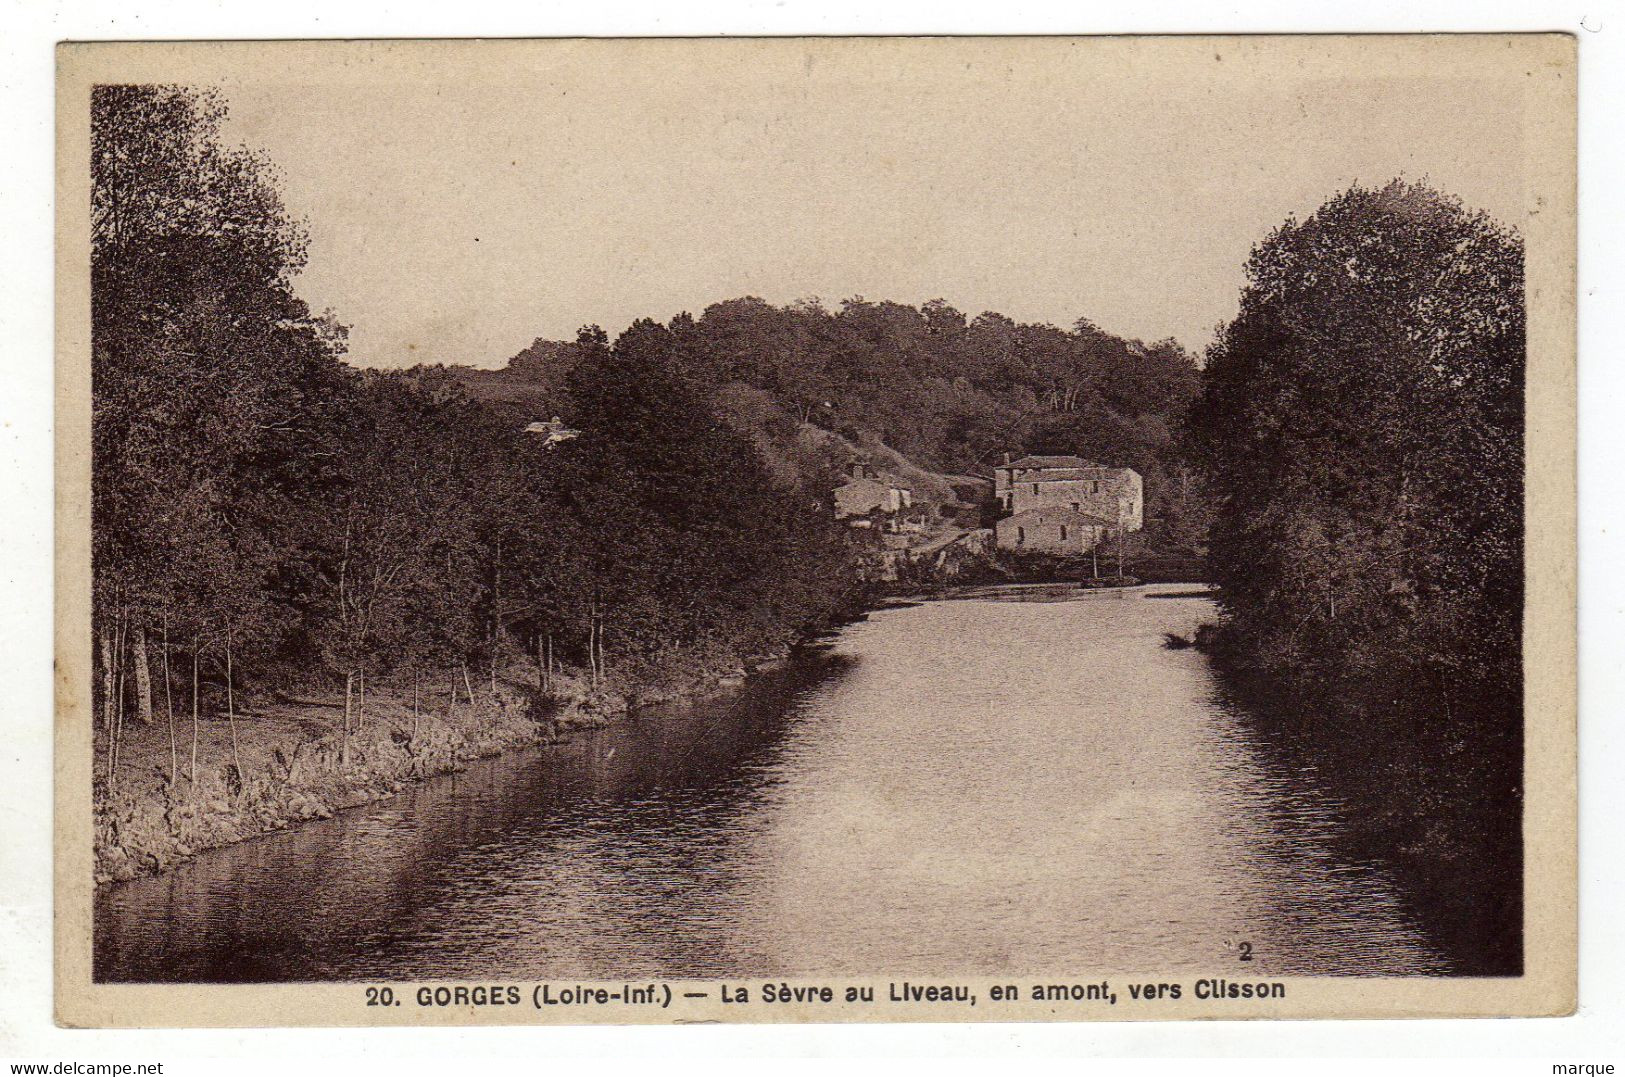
[96,586,1455,982]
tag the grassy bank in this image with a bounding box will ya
[92,643,805,886]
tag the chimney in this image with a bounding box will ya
[1002,452,1012,465]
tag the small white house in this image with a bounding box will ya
[523,415,580,449]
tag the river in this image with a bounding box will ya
[95,584,1461,982]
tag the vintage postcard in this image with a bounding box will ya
[55,35,1576,1027]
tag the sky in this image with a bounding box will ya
[209,38,1531,369]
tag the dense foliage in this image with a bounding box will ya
[1189,180,1526,716]
[91,86,860,781]
[487,296,1207,546]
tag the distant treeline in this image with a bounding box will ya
[485,297,1207,545]
[1189,180,1526,728]
[90,85,861,771]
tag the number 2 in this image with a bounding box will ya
[1238,941,1254,962]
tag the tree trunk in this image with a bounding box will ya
[411,671,420,740]
[588,598,601,689]
[110,616,127,793]
[357,667,366,728]
[490,539,502,700]
[99,625,116,731]
[162,614,176,789]
[189,647,200,797]
[461,662,475,709]
[225,627,243,789]
[341,670,353,767]
[130,624,154,725]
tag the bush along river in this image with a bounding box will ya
[95,584,1515,983]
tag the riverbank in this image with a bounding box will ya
[889,578,1154,603]
[99,581,1454,983]
[92,642,807,886]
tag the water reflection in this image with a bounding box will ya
[97,586,1454,982]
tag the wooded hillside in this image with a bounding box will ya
[457,296,1208,546]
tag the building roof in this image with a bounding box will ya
[1000,507,1116,527]
[1023,467,1133,483]
[998,454,1092,470]
[524,417,580,440]
[835,476,892,494]
[836,473,910,493]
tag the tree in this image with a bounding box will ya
[91,84,352,782]
[1188,180,1525,710]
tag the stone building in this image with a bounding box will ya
[994,506,1115,555]
[991,453,1142,553]
[993,454,1143,531]
[833,461,912,529]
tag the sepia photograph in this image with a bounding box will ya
[52,34,1577,1026]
